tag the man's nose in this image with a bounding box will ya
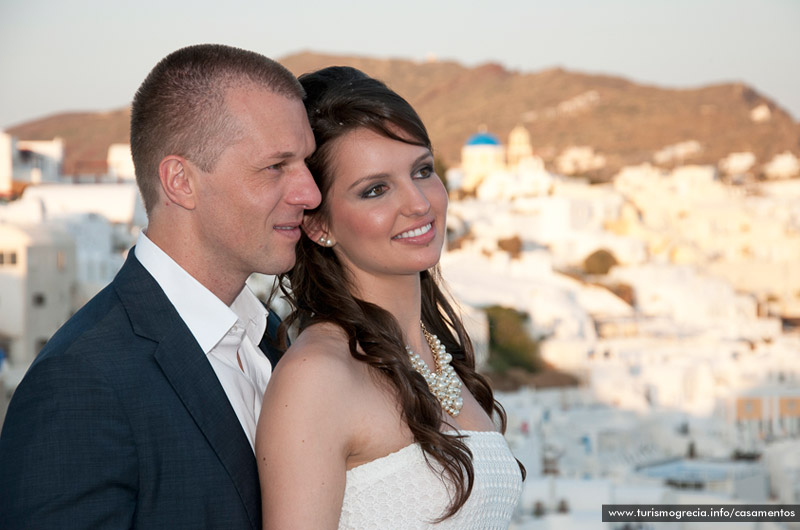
[288,165,321,209]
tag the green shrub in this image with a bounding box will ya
[485,305,544,373]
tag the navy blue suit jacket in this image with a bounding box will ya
[0,251,283,529]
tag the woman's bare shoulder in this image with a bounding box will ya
[259,322,366,450]
[266,323,362,400]
[278,322,353,368]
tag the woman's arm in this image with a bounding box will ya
[256,335,355,530]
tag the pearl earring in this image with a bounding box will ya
[318,235,333,247]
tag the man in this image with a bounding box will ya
[0,44,320,529]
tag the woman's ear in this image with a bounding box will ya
[302,215,335,248]
[158,156,196,210]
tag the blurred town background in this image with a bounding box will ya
[3,0,800,525]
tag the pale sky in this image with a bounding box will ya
[1,0,798,129]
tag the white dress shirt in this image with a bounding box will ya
[134,231,272,451]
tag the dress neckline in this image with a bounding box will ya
[346,430,503,474]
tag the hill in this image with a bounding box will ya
[8,52,800,179]
[8,109,130,176]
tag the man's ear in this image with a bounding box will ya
[157,156,196,210]
[302,215,335,247]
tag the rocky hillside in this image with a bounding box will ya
[8,52,800,179]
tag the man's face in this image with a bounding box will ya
[191,85,320,285]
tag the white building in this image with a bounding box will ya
[555,146,606,176]
[763,151,800,180]
[0,132,64,197]
[719,151,757,177]
[1,184,143,308]
[107,143,136,181]
[730,385,800,442]
[59,213,124,308]
[507,125,534,170]
[20,182,146,229]
[611,163,800,318]
[763,440,800,503]
[0,181,145,372]
[0,222,76,368]
[460,131,505,193]
[13,137,64,185]
[0,134,12,198]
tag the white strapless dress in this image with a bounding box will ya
[338,430,522,529]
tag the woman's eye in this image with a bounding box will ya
[361,184,387,198]
[415,165,433,179]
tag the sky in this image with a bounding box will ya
[1,0,798,129]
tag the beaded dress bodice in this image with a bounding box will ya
[338,430,522,529]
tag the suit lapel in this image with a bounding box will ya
[153,334,260,529]
[113,252,261,529]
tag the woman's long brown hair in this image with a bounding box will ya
[277,66,523,521]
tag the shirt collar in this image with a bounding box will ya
[230,284,268,346]
[134,231,267,354]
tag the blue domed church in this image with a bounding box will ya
[461,129,506,193]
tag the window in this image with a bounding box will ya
[9,252,16,265]
[32,293,46,307]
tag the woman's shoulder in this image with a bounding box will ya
[270,322,360,388]
[260,322,368,443]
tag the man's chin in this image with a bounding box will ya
[261,257,297,276]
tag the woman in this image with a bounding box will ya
[256,66,523,529]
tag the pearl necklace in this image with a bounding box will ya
[405,322,463,417]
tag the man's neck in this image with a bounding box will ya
[144,225,246,306]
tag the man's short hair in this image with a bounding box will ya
[130,44,303,214]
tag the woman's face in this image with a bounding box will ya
[317,127,448,288]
